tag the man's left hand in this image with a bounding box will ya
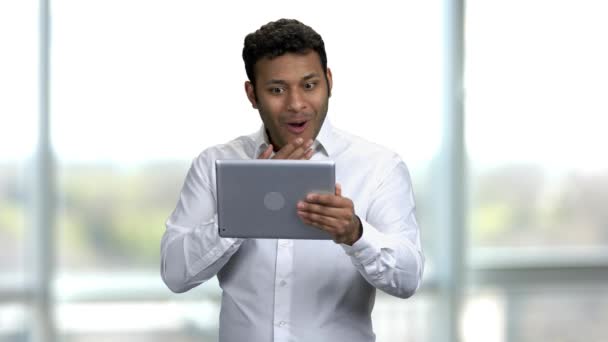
[297,183,362,245]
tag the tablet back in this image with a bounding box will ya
[216,159,334,239]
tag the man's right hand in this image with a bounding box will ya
[257,138,314,160]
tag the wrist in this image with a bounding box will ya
[347,215,363,246]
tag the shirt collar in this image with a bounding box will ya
[251,118,338,158]
[314,118,336,156]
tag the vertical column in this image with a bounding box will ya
[435,0,466,341]
[30,0,56,341]
[505,290,522,342]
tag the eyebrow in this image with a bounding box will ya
[302,73,320,81]
[264,73,321,86]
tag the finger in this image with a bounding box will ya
[298,211,340,230]
[297,212,321,228]
[298,213,352,244]
[257,145,273,159]
[287,145,308,160]
[297,201,344,218]
[273,144,295,159]
[287,139,313,160]
[305,139,314,149]
[273,138,302,159]
[305,193,350,208]
[335,183,342,197]
[299,217,330,234]
[304,148,314,160]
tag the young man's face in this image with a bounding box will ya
[245,51,333,151]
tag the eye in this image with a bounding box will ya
[304,82,317,90]
[269,87,285,95]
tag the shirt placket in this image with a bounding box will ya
[273,238,293,341]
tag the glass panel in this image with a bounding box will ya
[507,287,608,342]
[463,290,506,342]
[56,163,186,270]
[52,0,441,340]
[464,286,608,342]
[0,0,38,279]
[57,300,219,342]
[52,0,197,272]
[466,0,608,248]
[0,304,28,342]
[372,292,432,342]
[54,293,433,342]
[53,0,442,269]
[0,164,27,280]
[47,289,448,341]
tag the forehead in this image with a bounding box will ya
[254,51,324,83]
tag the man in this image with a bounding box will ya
[161,19,424,342]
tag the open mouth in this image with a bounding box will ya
[286,120,309,134]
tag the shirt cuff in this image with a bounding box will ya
[341,218,382,265]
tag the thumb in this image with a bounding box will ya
[335,183,342,197]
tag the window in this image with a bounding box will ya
[5,1,606,341]
[0,0,37,294]
[49,1,443,341]
[465,1,608,341]
[466,0,608,249]
[0,1,38,340]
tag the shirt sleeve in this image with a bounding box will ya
[160,154,244,293]
[341,160,424,299]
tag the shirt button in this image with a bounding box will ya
[279,321,287,327]
[279,280,287,287]
[354,251,361,257]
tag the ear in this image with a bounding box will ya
[245,81,258,109]
[326,67,333,97]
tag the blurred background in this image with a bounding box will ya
[1,0,607,341]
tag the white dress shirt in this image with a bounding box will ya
[161,119,424,342]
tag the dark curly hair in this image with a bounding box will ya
[243,19,328,87]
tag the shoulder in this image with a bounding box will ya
[199,135,254,160]
[334,127,402,166]
[190,134,257,176]
[332,127,411,189]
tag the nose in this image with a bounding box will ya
[286,89,306,113]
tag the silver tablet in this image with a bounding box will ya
[216,159,335,239]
